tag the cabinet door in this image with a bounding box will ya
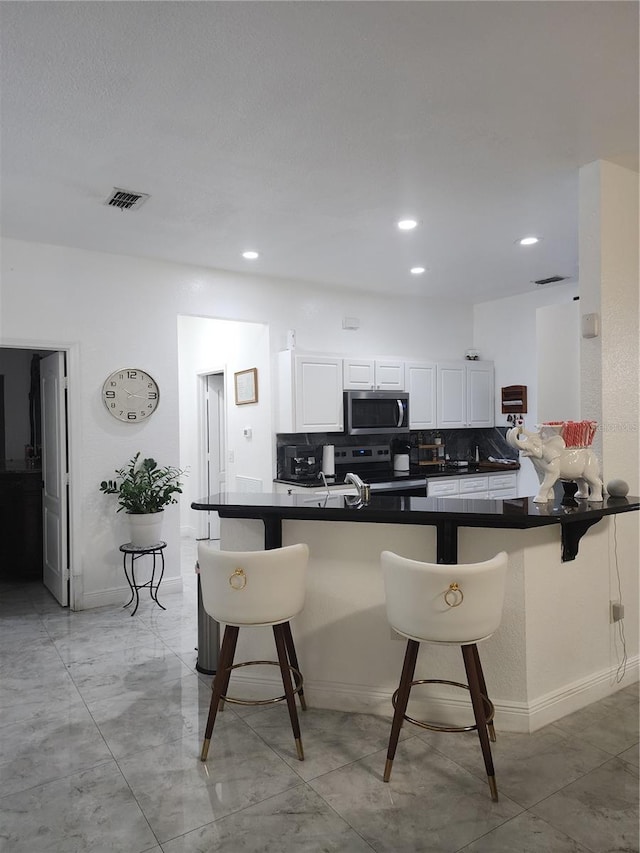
[436,362,466,428]
[294,355,344,432]
[374,359,405,390]
[427,478,459,497]
[343,359,375,389]
[467,361,494,427]
[406,362,436,429]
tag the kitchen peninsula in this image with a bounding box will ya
[192,491,639,732]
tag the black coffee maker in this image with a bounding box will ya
[279,445,321,481]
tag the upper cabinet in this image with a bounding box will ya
[343,358,405,391]
[436,361,494,428]
[277,351,344,433]
[405,361,437,429]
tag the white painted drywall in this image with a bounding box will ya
[536,300,580,423]
[0,236,473,607]
[473,282,579,496]
[177,315,272,537]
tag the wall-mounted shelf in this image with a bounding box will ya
[501,385,528,414]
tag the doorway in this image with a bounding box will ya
[0,343,76,608]
[198,371,225,542]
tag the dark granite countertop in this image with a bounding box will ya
[193,490,637,528]
[192,491,638,563]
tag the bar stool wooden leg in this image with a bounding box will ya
[273,624,304,760]
[384,638,420,782]
[461,644,498,801]
[201,625,239,761]
[470,642,496,743]
[282,620,306,710]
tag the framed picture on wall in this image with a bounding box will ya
[234,368,258,405]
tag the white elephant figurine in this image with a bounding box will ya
[506,426,603,503]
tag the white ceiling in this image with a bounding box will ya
[1,2,637,303]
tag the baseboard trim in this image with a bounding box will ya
[523,655,640,732]
[226,658,639,732]
[78,576,184,611]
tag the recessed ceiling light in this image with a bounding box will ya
[242,250,259,259]
[410,267,426,275]
[397,219,418,231]
[518,236,539,246]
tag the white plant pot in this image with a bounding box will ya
[127,511,165,548]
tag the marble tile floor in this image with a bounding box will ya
[0,540,638,853]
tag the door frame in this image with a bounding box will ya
[1,338,81,609]
[196,367,226,541]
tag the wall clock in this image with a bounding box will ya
[102,368,159,422]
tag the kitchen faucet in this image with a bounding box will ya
[344,472,371,502]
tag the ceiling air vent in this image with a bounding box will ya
[104,188,150,211]
[533,275,568,286]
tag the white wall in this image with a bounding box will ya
[473,282,579,495]
[536,301,580,423]
[0,236,473,608]
[177,315,272,537]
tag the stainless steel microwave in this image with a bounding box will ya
[344,390,410,435]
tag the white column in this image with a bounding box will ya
[579,159,639,691]
[579,160,639,490]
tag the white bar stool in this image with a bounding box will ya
[381,550,508,801]
[197,542,309,763]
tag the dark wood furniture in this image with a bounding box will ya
[0,469,43,579]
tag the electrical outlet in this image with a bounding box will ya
[610,600,624,622]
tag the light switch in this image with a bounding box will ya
[581,313,599,338]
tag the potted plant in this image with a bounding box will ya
[100,452,187,547]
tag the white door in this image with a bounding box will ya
[406,362,437,429]
[41,352,69,605]
[294,355,344,432]
[437,362,466,428]
[467,361,494,427]
[202,372,225,541]
[374,359,405,391]
[343,359,375,389]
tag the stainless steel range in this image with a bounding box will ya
[334,444,426,494]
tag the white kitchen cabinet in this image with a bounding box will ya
[427,471,516,499]
[343,358,405,391]
[436,361,494,428]
[488,472,518,499]
[405,361,436,429]
[277,351,343,433]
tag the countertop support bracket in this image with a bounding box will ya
[561,518,602,562]
[263,516,282,550]
[437,521,458,565]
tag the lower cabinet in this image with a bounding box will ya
[427,472,517,499]
[0,471,43,579]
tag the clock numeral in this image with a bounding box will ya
[127,371,137,379]
[140,411,146,417]
[148,392,157,400]
[105,390,115,399]
[147,403,153,409]
[127,412,137,420]
[119,410,124,416]
[110,381,117,387]
[110,403,116,408]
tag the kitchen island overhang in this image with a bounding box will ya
[191,492,640,563]
[191,491,639,732]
